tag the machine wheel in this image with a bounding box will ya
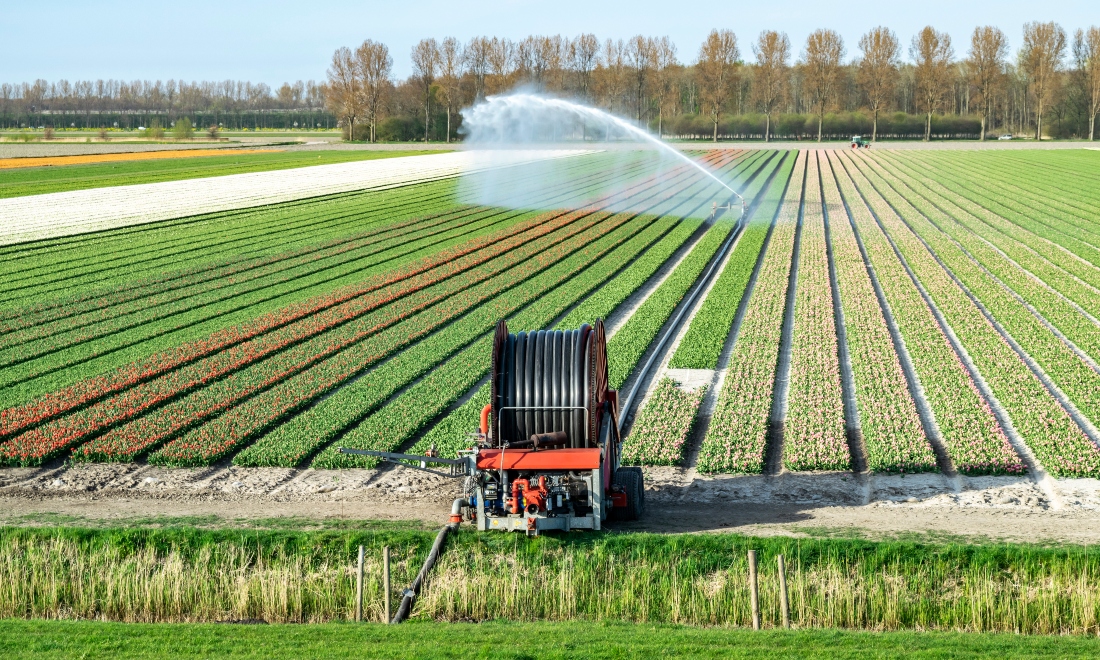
[612,467,645,522]
[626,466,645,515]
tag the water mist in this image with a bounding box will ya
[458,92,744,215]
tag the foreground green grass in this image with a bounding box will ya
[0,149,443,198]
[2,619,1097,659]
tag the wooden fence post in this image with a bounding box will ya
[355,545,364,622]
[383,545,391,624]
[778,554,790,629]
[748,549,760,630]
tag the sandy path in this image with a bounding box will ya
[2,463,1097,544]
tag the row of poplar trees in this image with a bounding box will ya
[328,22,1100,143]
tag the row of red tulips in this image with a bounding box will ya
[0,203,600,438]
[1,206,629,465]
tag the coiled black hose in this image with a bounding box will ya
[497,325,592,446]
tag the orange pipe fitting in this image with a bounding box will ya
[480,404,492,436]
[508,478,530,514]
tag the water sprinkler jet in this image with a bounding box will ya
[461,92,747,219]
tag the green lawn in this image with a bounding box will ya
[2,619,1096,659]
[0,149,444,198]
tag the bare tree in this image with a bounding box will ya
[597,38,627,114]
[464,37,491,101]
[1075,27,1100,141]
[857,27,899,142]
[967,26,1008,141]
[487,37,515,94]
[550,36,570,92]
[515,37,536,84]
[411,38,441,142]
[533,35,565,92]
[325,47,361,140]
[570,34,599,102]
[1021,21,1067,140]
[355,40,392,143]
[696,29,740,142]
[626,35,655,124]
[801,29,844,142]
[911,26,954,141]
[652,36,678,137]
[752,31,790,142]
[438,37,463,143]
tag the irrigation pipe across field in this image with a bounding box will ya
[619,193,750,429]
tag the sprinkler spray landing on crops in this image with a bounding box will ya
[458,92,745,218]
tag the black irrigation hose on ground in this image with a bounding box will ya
[617,198,747,429]
[390,522,457,624]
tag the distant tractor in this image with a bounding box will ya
[850,135,871,149]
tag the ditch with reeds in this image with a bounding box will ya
[1,525,1097,635]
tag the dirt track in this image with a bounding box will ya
[2,462,1098,544]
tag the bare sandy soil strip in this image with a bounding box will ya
[1,463,1097,544]
[0,149,282,169]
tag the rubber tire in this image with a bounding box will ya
[625,466,645,517]
[611,467,644,522]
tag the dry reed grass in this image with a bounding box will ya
[417,535,1100,635]
[1,527,1097,635]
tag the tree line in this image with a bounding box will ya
[3,23,1098,141]
[0,79,334,131]
[326,23,1100,142]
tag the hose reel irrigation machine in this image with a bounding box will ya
[340,319,643,535]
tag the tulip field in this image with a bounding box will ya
[1,147,1099,482]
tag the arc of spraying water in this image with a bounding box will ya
[463,93,746,216]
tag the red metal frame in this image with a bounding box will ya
[476,448,602,471]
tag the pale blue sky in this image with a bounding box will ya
[4,1,1094,85]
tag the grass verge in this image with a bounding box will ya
[2,619,1098,659]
